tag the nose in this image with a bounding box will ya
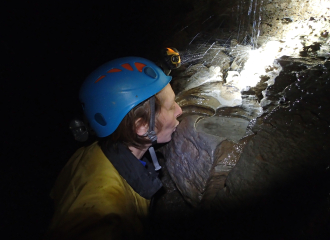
[175,102,182,118]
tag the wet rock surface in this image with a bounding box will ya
[153,57,330,239]
[261,0,330,55]
[196,116,250,142]
[160,115,225,207]
[151,1,330,236]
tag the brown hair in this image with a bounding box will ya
[105,95,162,150]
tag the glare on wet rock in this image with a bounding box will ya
[184,65,222,91]
[230,44,252,71]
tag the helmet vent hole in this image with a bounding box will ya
[144,67,157,79]
[94,113,107,126]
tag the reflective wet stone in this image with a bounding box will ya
[196,116,250,143]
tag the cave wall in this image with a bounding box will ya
[154,1,330,238]
[164,0,330,55]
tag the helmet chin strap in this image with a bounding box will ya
[146,96,161,171]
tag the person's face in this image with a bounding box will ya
[156,84,182,143]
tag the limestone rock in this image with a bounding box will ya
[225,71,240,85]
[161,115,225,207]
[161,114,252,207]
[203,50,231,69]
[196,116,250,143]
[205,59,330,211]
[175,85,221,120]
[184,65,222,91]
[230,45,251,71]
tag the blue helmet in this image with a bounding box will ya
[79,57,172,137]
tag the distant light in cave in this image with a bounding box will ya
[211,0,328,91]
[239,41,281,89]
[179,0,330,109]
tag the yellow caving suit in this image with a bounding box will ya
[46,141,162,239]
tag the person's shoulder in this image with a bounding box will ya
[78,141,105,164]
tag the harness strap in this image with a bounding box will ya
[147,96,161,171]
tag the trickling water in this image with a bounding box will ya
[238,0,265,48]
[176,0,269,69]
[189,33,200,45]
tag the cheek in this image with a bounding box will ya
[157,111,174,130]
[164,112,176,127]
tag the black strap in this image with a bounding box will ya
[101,142,162,199]
[147,96,157,145]
[147,96,162,170]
